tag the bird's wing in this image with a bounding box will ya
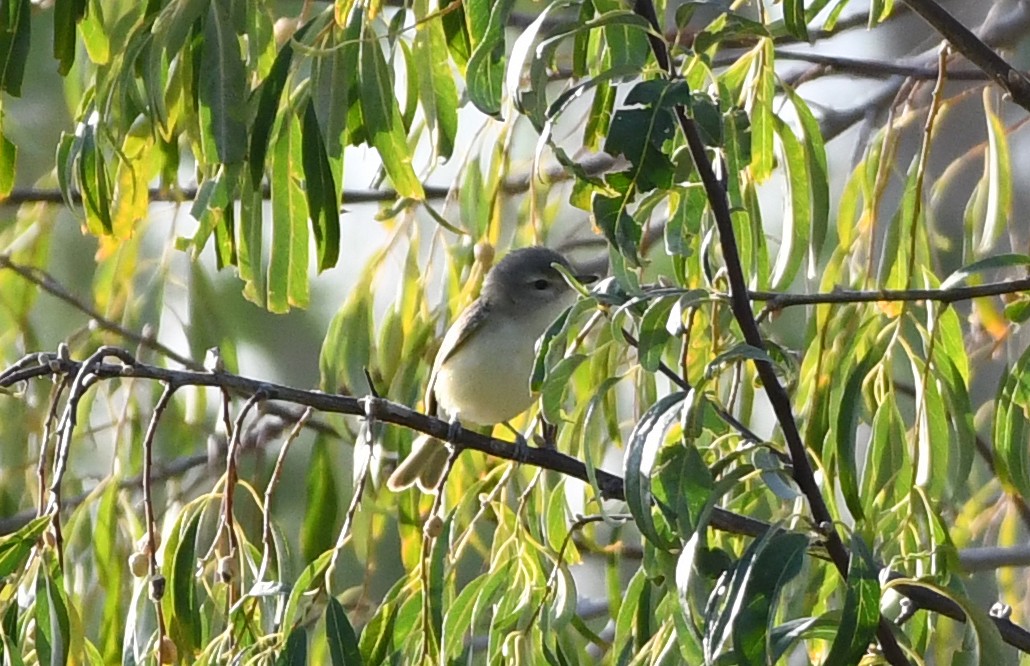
[423,298,490,415]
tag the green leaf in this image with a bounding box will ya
[276,628,308,665]
[249,21,305,186]
[592,194,642,268]
[166,507,203,655]
[34,550,71,666]
[824,536,880,664]
[833,341,888,522]
[53,0,86,75]
[413,0,458,159]
[199,0,246,164]
[0,0,31,95]
[783,0,809,40]
[993,344,1030,499]
[941,253,1030,289]
[301,437,339,562]
[268,112,310,312]
[359,20,424,199]
[979,90,1012,254]
[704,527,807,664]
[624,391,688,550]
[312,15,361,159]
[770,116,811,290]
[327,596,363,665]
[0,516,49,578]
[77,119,113,235]
[301,100,341,272]
[783,86,829,274]
[464,0,514,117]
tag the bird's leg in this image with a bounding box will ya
[535,421,558,450]
[501,421,531,463]
[446,416,463,444]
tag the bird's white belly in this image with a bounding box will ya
[433,309,553,425]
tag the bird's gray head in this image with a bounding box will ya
[481,247,586,309]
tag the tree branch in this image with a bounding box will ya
[900,0,1030,110]
[630,0,909,661]
[3,347,1028,654]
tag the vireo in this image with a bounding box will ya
[387,246,595,492]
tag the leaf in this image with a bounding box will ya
[327,596,363,665]
[770,115,810,290]
[359,20,424,199]
[464,0,514,117]
[166,507,203,655]
[940,253,1030,289]
[824,536,880,664]
[199,0,246,164]
[301,437,338,562]
[268,112,310,312]
[0,0,31,95]
[34,550,71,666]
[783,0,809,40]
[413,0,458,159]
[0,516,49,578]
[783,86,829,276]
[301,100,341,271]
[53,0,86,75]
[276,628,307,665]
[623,391,688,550]
[993,344,1030,499]
[979,89,1012,254]
[249,20,306,186]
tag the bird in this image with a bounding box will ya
[387,246,595,492]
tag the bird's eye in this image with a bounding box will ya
[533,279,550,290]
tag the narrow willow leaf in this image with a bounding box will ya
[53,0,86,75]
[783,86,829,274]
[78,119,114,235]
[782,0,809,40]
[166,508,203,655]
[249,21,308,186]
[34,552,71,666]
[269,113,310,312]
[0,0,31,95]
[749,39,775,181]
[0,516,49,578]
[413,0,458,159]
[276,628,307,665]
[359,21,424,199]
[199,0,246,165]
[824,536,880,664]
[302,100,341,271]
[770,116,810,290]
[464,0,514,117]
[313,16,360,159]
[730,530,808,666]
[327,596,363,665]
[300,439,338,562]
[540,353,587,424]
[833,343,887,523]
[237,170,265,306]
[940,253,1030,289]
[993,344,1030,499]
[979,75,1012,253]
[624,391,687,550]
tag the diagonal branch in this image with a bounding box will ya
[900,0,1030,110]
[629,0,908,661]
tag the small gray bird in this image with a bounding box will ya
[387,246,594,492]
